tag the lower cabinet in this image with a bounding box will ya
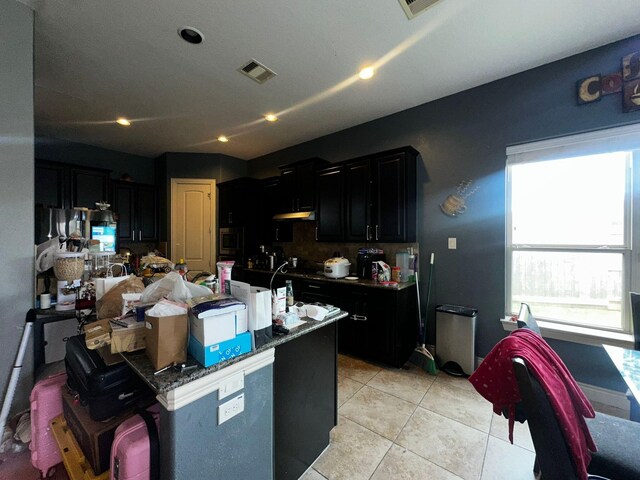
[242,270,417,368]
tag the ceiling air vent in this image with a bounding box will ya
[398,0,440,19]
[238,59,277,84]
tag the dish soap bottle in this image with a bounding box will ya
[286,280,294,307]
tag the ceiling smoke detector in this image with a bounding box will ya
[398,0,440,19]
[238,59,277,84]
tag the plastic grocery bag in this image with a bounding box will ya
[141,271,211,304]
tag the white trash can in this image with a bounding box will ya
[435,304,477,376]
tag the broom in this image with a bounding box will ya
[411,253,438,375]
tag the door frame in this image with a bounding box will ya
[170,178,217,270]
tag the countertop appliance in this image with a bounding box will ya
[323,257,351,279]
[356,249,386,279]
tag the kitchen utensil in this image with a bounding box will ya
[323,257,351,279]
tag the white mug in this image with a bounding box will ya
[40,293,51,309]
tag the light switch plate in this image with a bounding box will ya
[218,372,244,400]
[218,393,244,425]
[448,237,457,249]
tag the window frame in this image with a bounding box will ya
[505,125,640,340]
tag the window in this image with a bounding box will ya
[506,124,640,336]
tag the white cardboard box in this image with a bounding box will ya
[189,309,248,346]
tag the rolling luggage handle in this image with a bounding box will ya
[130,408,159,480]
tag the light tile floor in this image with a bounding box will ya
[304,354,540,480]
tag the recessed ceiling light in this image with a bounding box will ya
[178,26,204,44]
[359,67,375,80]
[217,135,229,143]
[116,118,131,126]
[265,114,278,122]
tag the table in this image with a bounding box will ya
[603,344,640,421]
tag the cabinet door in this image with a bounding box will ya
[218,184,234,227]
[338,290,369,356]
[259,178,279,244]
[296,162,316,211]
[35,160,68,208]
[70,167,110,209]
[344,159,372,242]
[363,291,395,363]
[271,223,293,243]
[315,166,344,241]
[372,153,408,242]
[279,168,296,212]
[112,182,135,242]
[137,184,158,242]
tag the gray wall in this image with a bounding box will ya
[0,1,35,414]
[156,152,247,242]
[36,136,156,184]
[249,35,640,391]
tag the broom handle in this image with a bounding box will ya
[422,253,435,347]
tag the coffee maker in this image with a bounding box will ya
[356,248,386,279]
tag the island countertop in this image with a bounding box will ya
[121,310,347,395]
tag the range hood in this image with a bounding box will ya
[272,211,316,221]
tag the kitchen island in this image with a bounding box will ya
[122,310,347,480]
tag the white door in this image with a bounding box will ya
[170,179,216,273]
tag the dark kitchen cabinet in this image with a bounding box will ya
[35,160,68,208]
[70,166,110,209]
[259,177,292,244]
[35,160,111,210]
[112,181,158,242]
[218,177,259,228]
[338,285,416,367]
[315,165,344,241]
[278,158,328,213]
[344,147,417,243]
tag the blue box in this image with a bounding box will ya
[188,331,252,367]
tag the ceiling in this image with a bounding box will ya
[29,0,640,160]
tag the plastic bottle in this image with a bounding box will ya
[175,258,188,277]
[286,280,294,307]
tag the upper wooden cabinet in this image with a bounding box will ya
[315,165,344,242]
[278,158,329,213]
[328,146,418,243]
[112,181,158,243]
[35,160,110,209]
[217,177,260,228]
[259,177,292,244]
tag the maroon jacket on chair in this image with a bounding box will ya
[469,328,596,480]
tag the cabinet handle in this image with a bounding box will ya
[350,314,368,321]
[297,198,300,211]
[275,228,279,241]
[228,212,232,224]
[366,225,370,241]
[132,229,135,241]
[307,284,321,289]
[375,225,379,241]
[139,230,142,241]
[291,199,295,211]
[315,226,318,241]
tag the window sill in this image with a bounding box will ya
[500,318,634,349]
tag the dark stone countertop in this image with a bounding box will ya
[121,310,348,395]
[247,268,417,291]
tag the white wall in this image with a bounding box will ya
[0,0,34,414]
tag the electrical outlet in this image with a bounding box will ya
[218,393,245,425]
[448,237,457,249]
[218,372,244,400]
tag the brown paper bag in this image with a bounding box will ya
[144,313,188,370]
[95,275,145,319]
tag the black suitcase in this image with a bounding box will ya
[65,334,153,421]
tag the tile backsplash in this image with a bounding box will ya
[273,222,418,271]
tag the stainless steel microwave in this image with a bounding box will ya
[219,227,243,256]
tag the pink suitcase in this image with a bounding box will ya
[29,371,67,478]
[110,404,160,480]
